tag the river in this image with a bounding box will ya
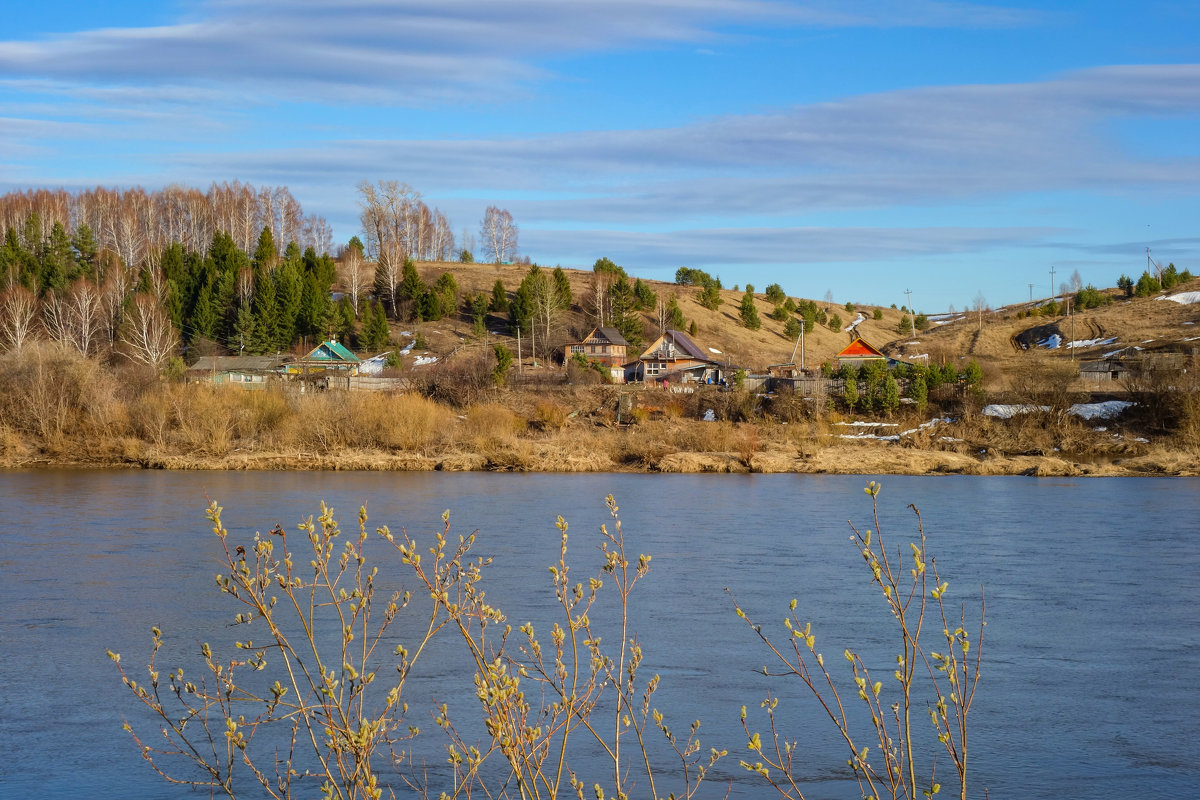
[1,471,1197,798]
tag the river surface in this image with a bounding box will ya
[1,471,1197,799]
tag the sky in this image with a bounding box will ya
[3,1,1200,312]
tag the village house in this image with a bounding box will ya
[566,326,629,382]
[286,340,362,377]
[186,355,287,388]
[629,329,724,385]
[834,336,888,368]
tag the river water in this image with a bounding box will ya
[1,471,1197,799]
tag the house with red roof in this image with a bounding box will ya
[835,336,888,367]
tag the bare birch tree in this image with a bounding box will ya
[343,239,367,317]
[0,286,39,353]
[480,206,517,263]
[119,293,179,370]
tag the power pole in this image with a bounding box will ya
[1028,283,1034,304]
[1049,266,1056,306]
[904,289,915,337]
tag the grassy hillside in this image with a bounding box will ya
[357,259,916,370]
[349,260,1198,393]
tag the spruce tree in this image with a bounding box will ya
[739,285,761,330]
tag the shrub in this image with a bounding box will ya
[732,482,983,800]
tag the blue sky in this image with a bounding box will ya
[3,1,1200,312]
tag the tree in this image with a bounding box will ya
[1135,271,1160,297]
[493,344,513,385]
[397,259,426,321]
[552,266,573,308]
[910,371,928,412]
[697,282,721,311]
[633,278,656,311]
[0,286,39,353]
[489,279,508,313]
[594,257,627,278]
[829,312,842,332]
[664,295,685,331]
[881,374,900,414]
[119,293,179,371]
[783,316,802,341]
[739,286,761,330]
[764,283,786,304]
[466,292,489,336]
[873,307,883,320]
[480,206,518,263]
[360,299,390,351]
[844,376,859,410]
[342,237,367,318]
[459,248,474,263]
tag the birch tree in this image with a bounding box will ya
[480,206,518,264]
[120,293,179,370]
[0,286,39,353]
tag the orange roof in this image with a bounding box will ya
[836,337,886,358]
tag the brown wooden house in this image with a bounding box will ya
[567,327,629,366]
[631,329,724,384]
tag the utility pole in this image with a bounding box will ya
[904,289,915,337]
[1028,283,1034,304]
[1049,266,1056,307]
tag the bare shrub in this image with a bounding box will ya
[0,341,120,446]
[461,402,524,449]
[166,384,236,456]
[419,352,494,407]
[531,400,569,430]
[375,393,454,452]
[230,390,293,446]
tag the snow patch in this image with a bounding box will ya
[1066,336,1118,349]
[708,347,722,354]
[983,401,1133,420]
[1037,334,1062,349]
[1070,400,1134,420]
[1159,291,1200,305]
[413,355,438,366]
[836,417,953,441]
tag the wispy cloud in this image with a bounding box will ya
[173,63,1200,215]
[0,1,1043,105]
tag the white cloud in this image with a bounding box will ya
[0,1,1042,104]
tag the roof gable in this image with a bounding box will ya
[303,340,360,362]
[836,337,886,359]
[639,330,712,362]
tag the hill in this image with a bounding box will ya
[358,259,916,371]
[353,259,1199,392]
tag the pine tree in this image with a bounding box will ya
[360,300,391,351]
[665,296,685,330]
[739,285,761,330]
[489,279,508,312]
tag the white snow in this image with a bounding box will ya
[708,347,722,354]
[413,355,438,366]
[1070,400,1134,420]
[1159,291,1200,305]
[983,401,1134,420]
[836,417,952,441]
[702,409,717,421]
[844,312,868,333]
[983,404,1049,418]
[1066,336,1118,349]
[1038,334,1062,349]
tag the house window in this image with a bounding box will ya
[571,345,584,354]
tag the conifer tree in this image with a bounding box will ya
[739,285,761,330]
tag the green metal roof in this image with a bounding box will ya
[304,340,360,362]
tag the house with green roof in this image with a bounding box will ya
[287,340,362,376]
